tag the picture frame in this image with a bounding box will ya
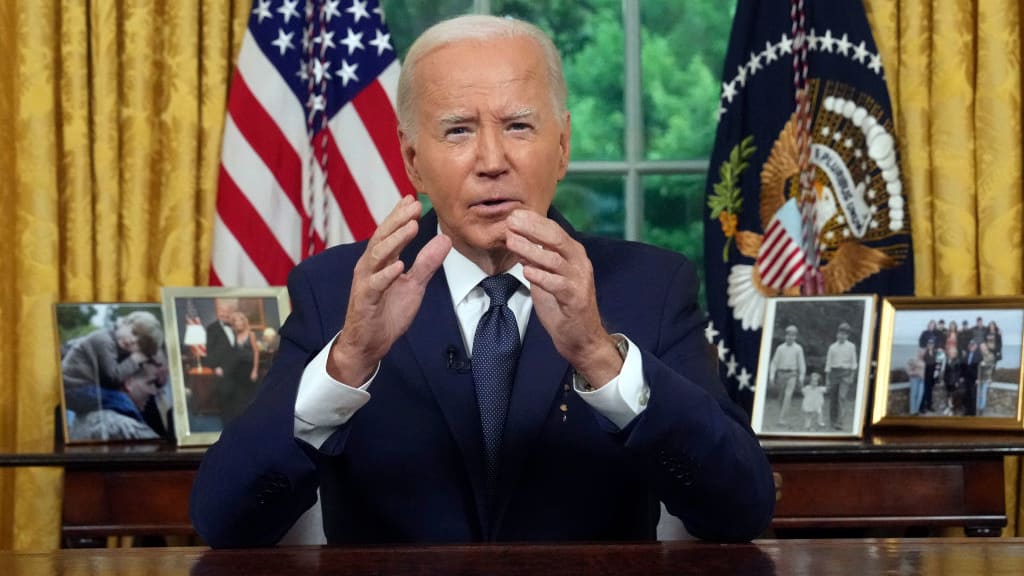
[872,296,1024,430]
[162,286,290,446]
[752,295,876,438]
[54,302,174,445]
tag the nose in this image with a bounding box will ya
[475,124,509,178]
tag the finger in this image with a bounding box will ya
[506,209,575,256]
[363,259,406,297]
[368,195,420,249]
[405,234,452,286]
[366,218,419,272]
[506,229,564,272]
[522,263,573,302]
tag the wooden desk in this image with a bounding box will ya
[764,431,1024,536]
[3,432,1024,542]
[0,444,203,542]
[3,539,1024,575]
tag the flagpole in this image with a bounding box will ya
[791,0,823,295]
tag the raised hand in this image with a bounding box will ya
[505,209,622,388]
[328,196,452,385]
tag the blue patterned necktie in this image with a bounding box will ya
[472,274,522,491]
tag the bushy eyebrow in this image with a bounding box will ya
[437,107,536,127]
[503,107,535,121]
[439,113,474,126]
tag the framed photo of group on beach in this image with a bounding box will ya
[751,295,877,438]
[872,296,1024,430]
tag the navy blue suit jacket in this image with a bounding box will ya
[190,209,775,547]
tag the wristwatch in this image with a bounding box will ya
[572,333,629,391]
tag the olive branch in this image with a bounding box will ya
[707,135,756,262]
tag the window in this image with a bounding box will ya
[388,0,736,292]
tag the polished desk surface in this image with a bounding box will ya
[4,430,1024,467]
[3,539,1024,575]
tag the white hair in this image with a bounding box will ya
[396,14,568,141]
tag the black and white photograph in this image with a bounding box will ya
[752,295,876,438]
[872,296,1024,430]
[55,302,174,444]
[163,287,289,446]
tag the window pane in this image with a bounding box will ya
[641,0,736,160]
[387,0,474,60]
[553,174,625,238]
[493,0,625,161]
[643,173,706,302]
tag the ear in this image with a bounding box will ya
[399,128,424,191]
[556,111,571,180]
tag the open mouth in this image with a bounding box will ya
[480,198,511,207]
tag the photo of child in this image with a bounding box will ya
[801,373,827,430]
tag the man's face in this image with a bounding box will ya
[125,373,159,411]
[784,333,795,344]
[837,331,848,342]
[215,300,235,323]
[400,36,571,258]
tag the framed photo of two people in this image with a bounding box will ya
[162,287,290,446]
[751,295,876,438]
[55,302,175,444]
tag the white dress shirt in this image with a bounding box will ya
[293,246,650,448]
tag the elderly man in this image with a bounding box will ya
[191,14,774,547]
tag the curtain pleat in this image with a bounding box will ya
[975,0,1022,295]
[931,0,979,296]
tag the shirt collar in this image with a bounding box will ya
[440,233,530,307]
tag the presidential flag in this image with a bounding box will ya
[211,0,414,286]
[704,0,914,413]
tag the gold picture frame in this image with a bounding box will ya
[162,286,290,446]
[872,296,1024,430]
[54,302,173,445]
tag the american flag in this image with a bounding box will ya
[755,198,807,291]
[211,0,414,286]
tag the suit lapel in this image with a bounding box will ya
[397,210,491,534]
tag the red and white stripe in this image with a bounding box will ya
[757,217,807,290]
[210,13,413,287]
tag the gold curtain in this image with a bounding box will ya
[0,0,250,550]
[865,0,1024,536]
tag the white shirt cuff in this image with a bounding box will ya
[574,335,649,430]
[293,332,377,448]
